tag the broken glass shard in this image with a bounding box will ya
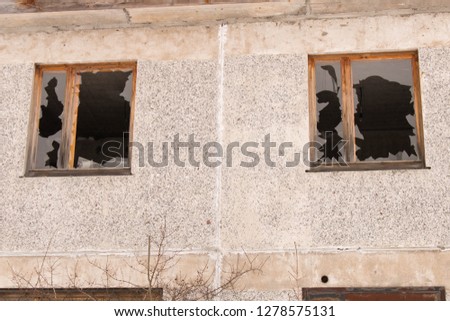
[315,61,344,163]
[36,71,66,169]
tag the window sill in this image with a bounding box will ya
[306,161,428,173]
[24,168,132,177]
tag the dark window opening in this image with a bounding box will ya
[74,71,132,169]
[352,60,418,161]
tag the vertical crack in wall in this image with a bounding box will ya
[213,23,227,291]
[122,8,131,24]
[306,0,311,15]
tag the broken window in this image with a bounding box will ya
[26,63,136,176]
[308,52,425,171]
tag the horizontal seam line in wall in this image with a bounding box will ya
[226,247,450,254]
[1,246,448,257]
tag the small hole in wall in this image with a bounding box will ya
[321,275,329,283]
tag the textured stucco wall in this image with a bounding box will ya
[0,10,449,297]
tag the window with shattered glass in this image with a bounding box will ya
[26,63,136,176]
[308,52,425,170]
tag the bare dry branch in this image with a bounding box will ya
[288,242,302,300]
[8,219,266,301]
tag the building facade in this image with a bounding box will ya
[0,0,449,300]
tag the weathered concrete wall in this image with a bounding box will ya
[0,7,449,299]
[3,0,450,15]
[2,0,450,32]
[1,12,450,62]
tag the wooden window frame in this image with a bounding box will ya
[25,62,137,177]
[302,287,446,301]
[0,287,162,301]
[308,51,426,172]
